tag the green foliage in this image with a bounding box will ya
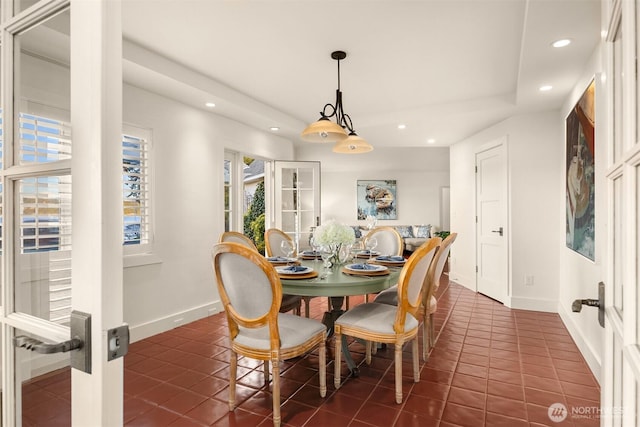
[243,156,255,166]
[434,230,450,240]
[250,213,266,253]
[243,181,265,249]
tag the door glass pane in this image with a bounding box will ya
[613,175,623,314]
[15,329,71,425]
[613,26,623,162]
[224,157,231,231]
[14,175,72,322]
[14,9,70,166]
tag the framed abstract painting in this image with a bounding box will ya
[566,79,595,261]
[357,179,397,220]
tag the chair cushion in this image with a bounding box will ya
[236,313,325,350]
[373,285,398,306]
[335,302,418,334]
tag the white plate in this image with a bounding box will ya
[267,257,298,263]
[356,250,380,256]
[345,263,388,272]
[276,266,312,275]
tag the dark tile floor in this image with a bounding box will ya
[22,277,601,426]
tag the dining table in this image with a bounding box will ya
[277,257,403,376]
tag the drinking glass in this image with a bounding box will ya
[319,245,333,276]
[365,236,378,263]
[280,240,294,265]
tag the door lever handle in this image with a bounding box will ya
[491,227,503,236]
[571,282,605,328]
[572,299,599,312]
[14,335,83,354]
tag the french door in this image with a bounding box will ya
[266,161,321,253]
[1,1,124,425]
[602,0,640,425]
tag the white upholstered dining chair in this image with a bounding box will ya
[333,238,440,404]
[211,242,327,427]
[375,233,456,360]
[219,231,302,315]
[264,228,314,317]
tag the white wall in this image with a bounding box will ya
[122,85,294,340]
[450,111,564,312]
[556,47,605,381]
[295,145,450,229]
[449,45,605,382]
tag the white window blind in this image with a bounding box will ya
[19,113,72,164]
[123,132,151,250]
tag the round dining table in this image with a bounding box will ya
[279,258,402,375]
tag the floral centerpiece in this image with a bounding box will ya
[313,220,356,267]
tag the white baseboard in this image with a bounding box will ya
[129,300,223,343]
[449,271,475,291]
[509,296,558,312]
[557,302,602,384]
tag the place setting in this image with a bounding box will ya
[371,255,406,267]
[299,250,322,260]
[341,262,389,277]
[276,264,318,279]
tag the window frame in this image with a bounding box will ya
[122,123,154,259]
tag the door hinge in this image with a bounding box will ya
[475,165,478,173]
[475,265,478,273]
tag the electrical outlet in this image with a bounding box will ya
[525,276,534,286]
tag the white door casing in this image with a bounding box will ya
[475,139,508,304]
[602,1,640,426]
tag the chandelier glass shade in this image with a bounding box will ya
[301,51,372,153]
[332,133,373,153]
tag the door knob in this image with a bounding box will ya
[491,227,503,236]
[571,282,605,328]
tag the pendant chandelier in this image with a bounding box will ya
[301,51,373,154]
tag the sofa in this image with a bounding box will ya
[353,224,432,252]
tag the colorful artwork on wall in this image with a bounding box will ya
[357,179,397,220]
[566,79,595,261]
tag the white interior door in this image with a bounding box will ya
[266,161,321,252]
[601,1,640,425]
[1,1,124,425]
[475,140,508,303]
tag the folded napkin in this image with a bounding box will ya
[267,256,290,262]
[282,265,307,272]
[349,263,378,270]
[376,256,405,262]
[359,250,373,254]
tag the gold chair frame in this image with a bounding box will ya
[334,237,440,404]
[212,242,326,427]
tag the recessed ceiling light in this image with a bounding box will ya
[205,102,216,108]
[427,138,436,144]
[397,124,407,130]
[539,85,553,92]
[269,127,280,131]
[552,39,571,48]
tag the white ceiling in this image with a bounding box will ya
[120,0,601,149]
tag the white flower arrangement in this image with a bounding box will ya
[313,220,356,266]
[313,220,356,247]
